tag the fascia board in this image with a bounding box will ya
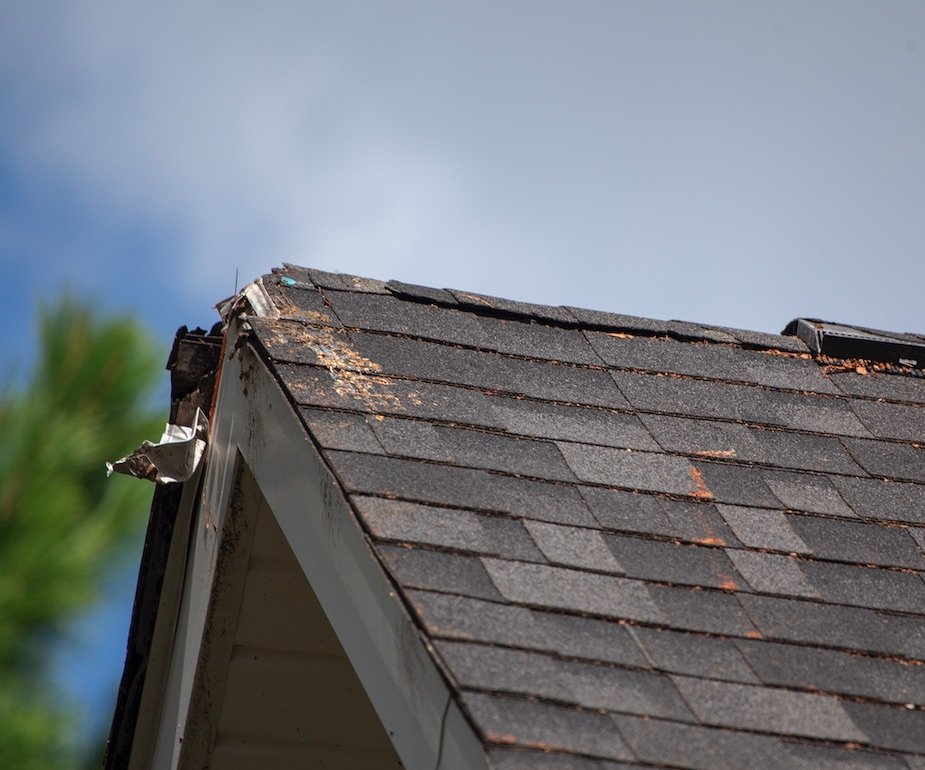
[154,315,489,770]
[122,473,204,770]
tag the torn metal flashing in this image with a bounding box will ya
[784,318,925,369]
[107,407,209,484]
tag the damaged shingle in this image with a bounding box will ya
[241,266,925,768]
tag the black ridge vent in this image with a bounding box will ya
[783,318,925,368]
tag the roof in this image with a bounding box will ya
[112,264,925,769]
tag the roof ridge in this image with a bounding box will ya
[272,264,807,354]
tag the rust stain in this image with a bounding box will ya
[745,629,764,639]
[719,577,739,592]
[692,535,726,546]
[693,449,737,458]
[689,466,714,500]
[486,732,518,745]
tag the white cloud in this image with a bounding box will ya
[2,1,925,332]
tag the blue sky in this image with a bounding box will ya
[2,0,924,754]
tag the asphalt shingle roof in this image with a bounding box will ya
[248,264,925,769]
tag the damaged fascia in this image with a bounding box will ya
[112,279,488,770]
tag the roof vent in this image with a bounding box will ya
[783,318,925,368]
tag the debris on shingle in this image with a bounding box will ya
[240,265,925,768]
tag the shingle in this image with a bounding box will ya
[481,559,665,624]
[639,413,753,459]
[284,365,505,427]
[766,394,872,437]
[842,702,925,753]
[406,590,649,667]
[716,505,811,553]
[787,515,925,569]
[637,415,867,475]
[349,331,630,407]
[306,268,389,293]
[841,437,925,482]
[299,408,385,453]
[587,334,838,393]
[909,527,925,554]
[472,313,603,365]
[779,743,910,770]
[521,612,650,669]
[612,370,761,421]
[353,497,544,561]
[462,692,635,761]
[582,488,739,546]
[448,288,576,325]
[830,370,925,404]
[324,289,487,343]
[488,748,636,770]
[690,462,782,508]
[557,444,700,496]
[385,279,458,305]
[670,675,866,742]
[326,288,606,365]
[251,318,353,367]
[369,418,577,481]
[741,352,842,393]
[488,396,659,450]
[605,535,745,591]
[736,638,925,705]
[565,307,673,334]
[646,582,758,636]
[665,319,741,343]
[799,559,925,613]
[326,452,596,525]
[378,545,502,600]
[726,550,819,598]
[367,417,453,461]
[612,713,790,770]
[831,476,925,525]
[738,593,925,659]
[524,521,624,573]
[760,470,856,517]
[256,285,340,326]
[269,284,342,323]
[628,626,759,683]
[272,263,317,286]
[614,371,869,436]
[849,399,925,442]
[587,333,748,379]
[715,325,810,354]
[438,641,693,719]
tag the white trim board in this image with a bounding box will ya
[147,316,489,770]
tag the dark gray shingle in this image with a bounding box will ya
[246,266,925,768]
